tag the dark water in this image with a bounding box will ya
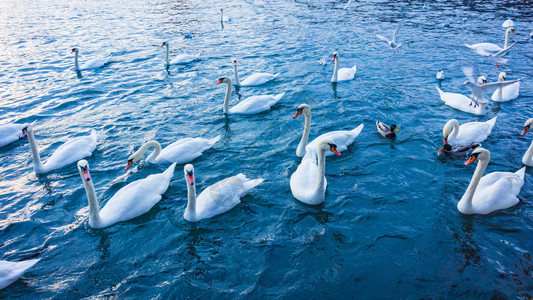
[1,0,532,298]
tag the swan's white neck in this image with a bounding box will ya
[504,27,512,48]
[233,64,240,85]
[27,130,46,174]
[74,51,80,71]
[458,156,489,214]
[314,146,327,195]
[185,179,197,219]
[296,109,311,157]
[80,172,103,228]
[522,138,533,166]
[448,120,459,144]
[331,57,339,82]
[164,43,170,66]
[223,79,232,114]
[137,141,162,164]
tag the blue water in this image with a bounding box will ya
[1,0,533,298]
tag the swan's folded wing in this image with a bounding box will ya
[196,175,244,217]
[230,96,274,114]
[290,157,320,191]
[159,137,215,163]
[44,133,97,168]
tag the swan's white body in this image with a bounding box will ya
[491,72,520,102]
[232,59,279,86]
[294,104,363,157]
[71,48,109,71]
[458,148,524,215]
[376,22,402,53]
[437,85,487,115]
[520,118,533,167]
[27,126,97,174]
[78,160,175,229]
[217,76,284,114]
[442,117,497,146]
[465,26,515,56]
[331,52,356,82]
[162,42,200,65]
[183,164,263,222]
[0,122,31,148]
[290,139,340,205]
[0,259,40,290]
[126,136,220,169]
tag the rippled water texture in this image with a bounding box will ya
[1,0,533,298]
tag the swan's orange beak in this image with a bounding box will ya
[465,155,477,166]
[186,171,194,185]
[216,78,223,85]
[293,108,303,119]
[512,29,516,34]
[521,126,530,136]
[125,159,133,171]
[232,60,237,66]
[443,138,448,145]
[329,144,341,156]
[332,55,337,62]
[19,127,28,139]
[81,166,91,181]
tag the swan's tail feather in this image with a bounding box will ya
[350,65,357,72]
[350,123,364,137]
[465,44,475,50]
[515,167,526,181]
[273,72,281,78]
[486,116,498,128]
[208,135,221,147]
[162,162,177,180]
[273,93,285,102]
[242,177,264,194]
[195,51,202,59]
[14,258,41,274]
[436,85,445,100]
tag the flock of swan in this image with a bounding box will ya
[0,14,531,291]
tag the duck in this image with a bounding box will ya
[71,48,110,71]
[290,139,341,205]
[0,258,40,290]
[376,22,402,53]
[436,70,444,80]
[77,160,175,229]
[439,143,481,158]
[216,76,284,114]
[183,164,263,222]
[293,104,364,157]
[331,51,357,82]
[465,23,515,56]
[442,117,497,146]
[161,41,201,66]
[376,121,399,138]
[458,148,524,215]
[491,72,520,101]
[27,125,97,174]
[125,136,220,170]
[520,118,533,167]
[231,59,279,86]
[0,121,33,148]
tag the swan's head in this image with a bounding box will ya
[184,164,195,185]
[293,104,310,118]
[332,51,339,62]
[498,72,507,82]
[216,76,231,85]
[125,151,142,171]
[465,147,489,166]
[161,41,168,47]
[318,138,341,156]
[77,160,91,181]
[19,125,30,139]
[442,119,458,144]
[232,59,237,66]
[521,118,533,136]
[390,124,399,132]
[71,48,79,54]
[477,76,487,85]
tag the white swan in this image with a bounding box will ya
[0,122,32,148]
[491,72,520,102]
[125,136,220,170]
[290,138,341,205]
[216,76,284,114]
[27,126,97,174]
[161,42,201,66]
[293,104,363,157]
[331,51,357,82]
[437,85,487,115]
[376,22,402,53]
[0,258,40,290]
[77,160,175,229]
[71,48,109,71]
[442,117,497,146]
[458,148,524,215]
[465,26,515,56]
[520,118,533,167]
[232,59,279,86]
[183,164,263,222]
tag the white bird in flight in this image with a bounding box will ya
[376,22,403,53]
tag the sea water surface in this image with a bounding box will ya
[1,0,533,298]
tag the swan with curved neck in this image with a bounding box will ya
[216,76,285,114]
[125,136,220,170]
[331,51,357,82]
[183,164,263,222]
[231,59,279,86]
[161,41,201,66]
[442,117,497,146]
[71,48,109,71]
[521,118,533,167]
[27,126,97,174]
[290,138,341,205]
[491,72,520,102]
[465,26,516,56]
[77,160,176,229]
[458,148,524,214]
[293,104,364,157]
